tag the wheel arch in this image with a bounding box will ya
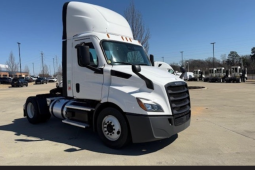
[92,102,131,136]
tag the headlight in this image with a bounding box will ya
[136,98,164,112]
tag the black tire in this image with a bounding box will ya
[24,97,42,124]
[96,107,130,149]
[50,88,62,95]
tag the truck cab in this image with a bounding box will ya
[189,69,203,81]
[204,68,216,82]
[225,66,247,83]
[209,67,228,82]
[23,1,191,149]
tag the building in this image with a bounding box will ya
[0,64,28,77]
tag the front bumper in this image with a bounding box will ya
[126,111,190,143]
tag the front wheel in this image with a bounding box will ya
[96,107,130,149]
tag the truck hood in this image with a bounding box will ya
[111,65,183,86]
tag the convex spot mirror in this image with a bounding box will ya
[132,65,141,73]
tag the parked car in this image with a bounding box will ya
[48,77,57,82]
[30,76,38,81]
[11,78,28,87]
[25,77,34,82]
[0,77,12,84]
[35,77,48,84]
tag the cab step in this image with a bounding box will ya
[62,119,90,128]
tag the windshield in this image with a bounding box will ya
[102,41,151,66]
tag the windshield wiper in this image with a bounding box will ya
[137,63,149,66]
[112,62,132,65]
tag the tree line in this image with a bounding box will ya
[171,47,255,74]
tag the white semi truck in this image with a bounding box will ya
[208,67,229,83]
[189,69,203,81]
[225,66,247,83]
[154,61,194,80]
[203,68,216,82]
[23,2,191,149]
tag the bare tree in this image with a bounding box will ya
[40,64,49,77]
[6,51,19,76]
[124,1,150,53]
[56,64,62,76]
[24,65,30,75]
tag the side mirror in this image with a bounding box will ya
[132,65,141,73]
[179,67,186,79]
[150,54,154,66]
[76,45,90,66]
[180,67,186,74]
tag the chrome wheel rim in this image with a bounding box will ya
[102,115,121,141]
[27,103,35,118]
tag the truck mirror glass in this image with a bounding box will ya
[150,54,154,66]
[132,65,141,73]
[77,45,90,66]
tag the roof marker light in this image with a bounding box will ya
[121,36,124,40]
[125,37,128,41]
[107,34,110,38]
[129,38,132,42]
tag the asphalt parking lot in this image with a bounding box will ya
[0,81,255,165]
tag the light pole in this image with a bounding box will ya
[162,56,164,62]
[211,42,215,68]
[32,63,34,76]
[180,51,183,66]
[17,42,21,74]
[53,58,55,76]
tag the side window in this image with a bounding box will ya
[77,42,98,67]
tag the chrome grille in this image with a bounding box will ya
[165,81,191,116]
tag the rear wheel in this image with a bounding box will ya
[24,97,42,124]
[96,107,130,149]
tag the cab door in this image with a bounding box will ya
[72,38,103,100]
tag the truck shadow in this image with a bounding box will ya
[0,117,177,156]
